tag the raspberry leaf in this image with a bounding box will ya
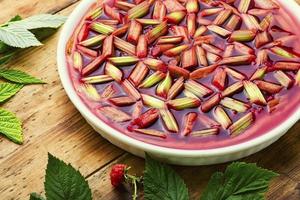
[144,154,189,200]
[0,108,22,144]
[0,83,23,102]
[29,193,46,200]
[45,153,92,200]
[200,162,278,200]
[0,69,44,84]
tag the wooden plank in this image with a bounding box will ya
[0,0,80,23]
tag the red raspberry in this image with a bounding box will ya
[110,164,127,187]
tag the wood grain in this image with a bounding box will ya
[0,0,299,200]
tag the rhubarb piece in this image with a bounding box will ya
[160,108,179,132]
[152,0,167,21]
[164,45,189,57]
[103,4,122,22]
[142,94,165,108]
[73,51,83,71]
[134,129,166,138]
[201,93,221,112]
[108,56,139,66]
[86,6,102,20]
[187,14,196,36]
[256,49,269,65]
[248,8,271,16]
[151,44,175,57]
[127,20,142,44]
[207,52,221,64]
[255,80,283,94]
[186,0,199,13]
[146,21,168,44]
[207,25,231,37]
[225,67,247,80]
[109,96,136,106]
[202,43,223,55]
[82,55,106,76]
[157,72,172,98]
[163,0,186,12]
[254,0,279,10]
[183,89,199,99]
[132,108,159,128]
[200,8,224,17]
[139,71,166,88]
[143,58,167,71]
[82,75,113,84]
[102,35,114,57]
[274,71,294,88]
[136,19,160,25]
[269,46,298,59]
[79,35,106,47]
[168,97,201,110]
[182,47,197,68]
[136,35,148,58]
[223,44,234,58]
[157,36,183,44]
[77,23,89,42]
[166,11,186,24]
[234,42,255,55]
[213,106,232,129]
[191,128,219,137]
[167,77,184,100]
[78,84,101,101]
[260,13,273,31]
[98,106,131,122]
[213,9,232,25]
[250,66,267,80]
[238,0,252,13]
[114,37,136,55]
[115,1,135,11]
[122,79,141,100]
[190,64,218,79]
[185,80,213,98]
[194,26,208,37]
[168,65,190,79]
[243,80,267,105]
[182,112,198,136]
[97,19,119,26]
[132,101,143,119]
[77,45,98,57]
[112,24,129,36]
[105,62,123,82]
[229,30,256,42]
[220,97,250,113]
[267,98,280,113]
[194,35,215,45]
[212,68,227,91]
[129,62,149,86]
[90,22,115,35]
[229,112,255,136]
[198,113,220,128]
[220,55,256,66]
[225,15,241,31]
[195,46,208,67]
[197,17,212,26]
[241,14,261,30]
[170,26,189,42]
[222,81,244,97]
[101,84,116,99]
[296,70,300,86]
[255,31,271,48]
[128,0,150,19]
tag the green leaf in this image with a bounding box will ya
[0,83,23,102]
[0,26,42,48]
[200,162,278,200]
[45,153,92,200]
[0,108,22,144]
[29,193,46,200]
[0,52,16,66]
[0,69,44,84]
[9,15,23,23]
[144,154,189,200]
[9,14,67,30]
[31,28,57,41]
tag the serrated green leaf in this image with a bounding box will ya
[29,193,46,200]
[0,108,22,144]
[0,83,23,102]
[200,162,278,200]
[45,153,92,200]
[0,26,42,48]
[9,14,67,30]
[0,69,44,84]
[0,52,16,66]
[144,154,189,200]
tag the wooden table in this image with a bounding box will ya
[0,0,300,199]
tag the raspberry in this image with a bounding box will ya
[110,164,127,187]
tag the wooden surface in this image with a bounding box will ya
[0,1,300,199]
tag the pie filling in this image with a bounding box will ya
[66,0,300,149]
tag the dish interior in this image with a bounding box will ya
[65,0,300,150]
